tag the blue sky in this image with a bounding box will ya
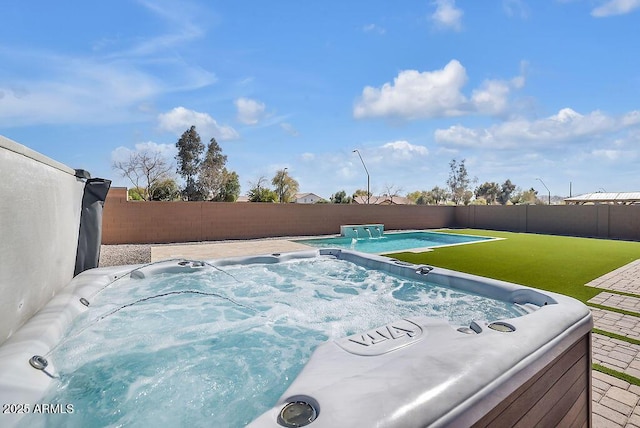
[1,0,639,199]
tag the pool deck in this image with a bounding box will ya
[150,240,640,427]
[151,238,313,261]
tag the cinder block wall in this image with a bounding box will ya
[103,188,640,245]
[102,188,456,244]
[455,205,640,240]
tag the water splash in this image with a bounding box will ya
[27,257,524,428]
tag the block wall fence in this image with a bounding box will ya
[102,187,640,244]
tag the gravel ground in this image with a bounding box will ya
[98,244,151,267]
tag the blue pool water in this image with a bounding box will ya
[21,255,524,428]
[296,231,493,253]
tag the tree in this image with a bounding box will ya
[247,176,277,202]
[353,189,370,197]
[415,192,430,205]
[175,126,205,201]
[382,184,402,204]
[330,190,352,204]
[511,187,541,205]
[352,188,370,203]
[407,187,448,205]
[462,190,474,205]
[248,187,277,202]
[475,182,500,205]
[271,169,299,203]
[497,179,516,205]
[406,190,423,203]
[150,178,180,201]
[430,186,448,205]
[112,147,174,201]
[127,187,145,201]
[175,127,240,201]
[214,169,241,202]
[446,159,472,204]
[199,137,228,201]
[407,190,432,205]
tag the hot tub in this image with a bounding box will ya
[0,249,592,427]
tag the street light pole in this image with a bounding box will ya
[353,150,370,204]
[536,178,551,205]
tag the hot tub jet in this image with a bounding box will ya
[28,355,58,379]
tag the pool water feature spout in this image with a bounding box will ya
[340,224,384,239]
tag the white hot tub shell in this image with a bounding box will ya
[0,249,592,427]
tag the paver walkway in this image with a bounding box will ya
[592,333,640,379]
[591,307,640,341]
[587,261,640,427]
[593,371,640,427]
[587,260,640,293]
[591,292,640,313]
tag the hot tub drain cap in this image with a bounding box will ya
[277,401,317,427]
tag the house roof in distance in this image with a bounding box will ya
[294,192,323,199]
[564,192,640,205]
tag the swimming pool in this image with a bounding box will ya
[295,230,494,253]
[0,249,592,427]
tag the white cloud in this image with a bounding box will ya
[0,2,216,128]
[381,141,429,160]
[134,141,177,157]
[111,141,176,164]
[503,0,530,19]
[363,23,386,34]
[235,97,266,125]
[591,0,640,17]
[354,60,468,119]
[280,122,299,136]
[434,108,640,149]
[471,80,512,116]
[591,149,625,161]
[108,0,208,58]
[431,0,463,31]
[621,110,640,126]
[0,51,164,127]
[158,106,239,140]
[354,60,525,120]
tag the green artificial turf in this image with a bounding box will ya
[387,229,640,303]
[388,229,640,385]
[592,364,640,387]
